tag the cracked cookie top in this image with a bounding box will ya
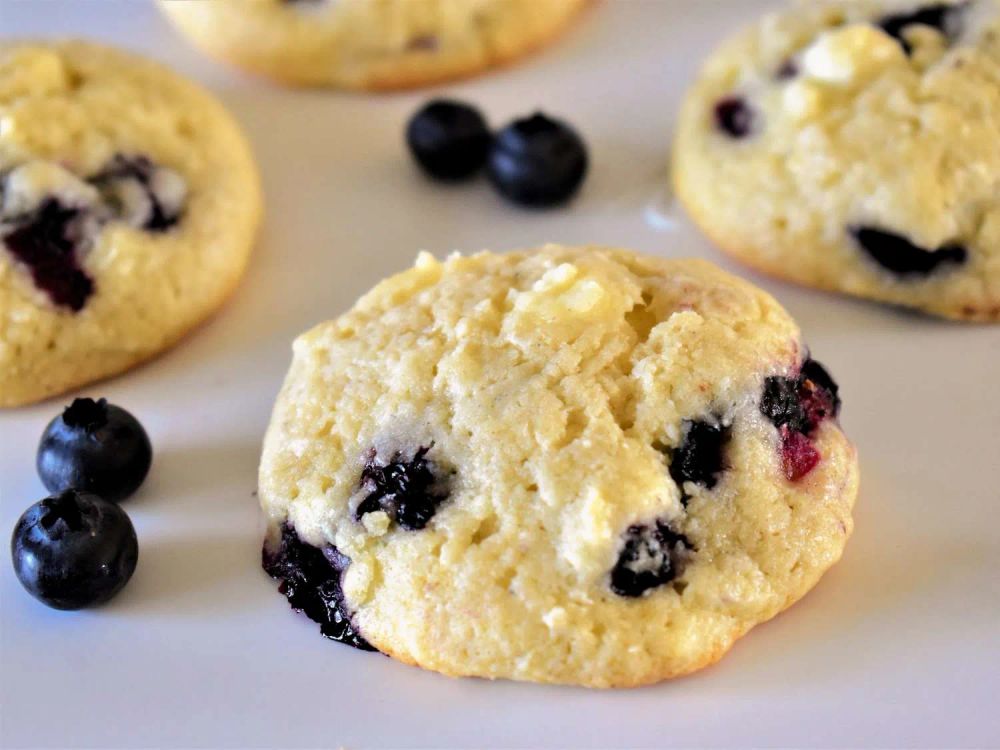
[259,245,859,687]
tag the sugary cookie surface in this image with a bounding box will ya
[158,0,588,89]
[0,41,261,406]
[259,245,859,687]
[673,0,1000,321]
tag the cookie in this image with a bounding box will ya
[258,245,859,687]
[0,41,261,407]
[157,0,588,90]
[673,0,1000,322]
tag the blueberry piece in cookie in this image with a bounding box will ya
[610,522,693,598]
[668,419,731,497]
[850,227,968,276]
[713,96,755,138]
[355,446,449,531]
[878,3,967,53]
[91,155,187,232]
[760,358,841,481]
[1,198,94,312]
[262,524,375,651]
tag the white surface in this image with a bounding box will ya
[1,2,999,748]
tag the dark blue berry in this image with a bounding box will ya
[355,446,448,531]
[37,398,153,503]
[610,521,693,598]
[714,96,755,138]
[10,490,138,610]
[878,3,966,54]
[406,99,491,181]
[850,226,967,276]
[1,198,94,311]
[487,112,588,207]
[262,523,375,651]
[668,419,730,497]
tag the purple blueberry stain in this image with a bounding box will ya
[355,445,450,531]
[850,226,968,276]
[262,523,376,651]
[760,357,841,481]
[0,198,94,311]
[714,96,755,138]
[610,521,693,598]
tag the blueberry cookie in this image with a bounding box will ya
[0,41,261,407]
[258,245,859,687]
[158,0,588,90]
[673,0,1000,322]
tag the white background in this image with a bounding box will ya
[2,2,999,747]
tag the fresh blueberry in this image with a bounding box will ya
[610,521,693,598]
[0,198,94,312]
[878,3,966,54]
[487,112,588,207]
[850,226,968,276]
[37,398,153,503]
[668,419,730,497]
[10,489,138,610]
[262,523,375,651]
[714,96,755,138]
[406,100,491,181]
[355,446,449,531]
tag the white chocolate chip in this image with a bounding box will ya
[801,25,905,85]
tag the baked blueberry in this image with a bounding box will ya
[487,112,588,207]
[761,375,807,433]
[668,419,730,496]
[776,58,799,80]
[90,155,187,231]
[850,226,968,276]
[778,426,821,482]
[610,521,693,598]
[799,358,841,427]
[355,446,449,531]
[0,198,94,312]
[262,524,375,650]
[406,100,491,181]
[10,489,139,610]
[714,96,755,138]
[37,398,153,503]
[760,358,841,481]
[878,3,966,53]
